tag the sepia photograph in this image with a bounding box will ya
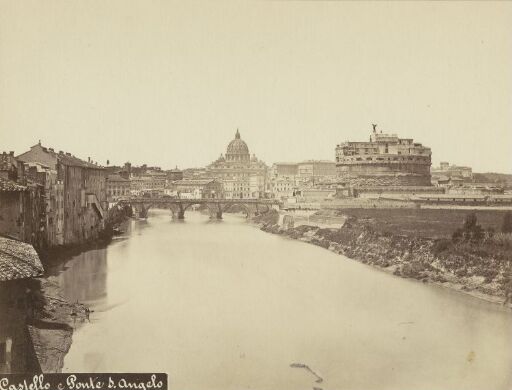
[0,1,511,389]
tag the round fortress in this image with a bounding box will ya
[335,126,432,187]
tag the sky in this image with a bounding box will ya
[0,1,511,173]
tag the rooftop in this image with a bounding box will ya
[0,237,44,281]
[20,143,105,169]
[107,174,130,182]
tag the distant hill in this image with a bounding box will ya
[473,172,512,186]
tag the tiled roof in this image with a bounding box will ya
[57,153,104,169]
[0,237,44,281]
[21,144,105,169]
[0,177,27,192]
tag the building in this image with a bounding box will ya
[170,178,223,199]
[24,162,64,247]
[166,167,184,181]
[0,153,46,248]
[106,174,131,202]
[206,130,267,199]
[0,237,44,374]
[297,160,336,183]
[182,168,208,179]
[335,125,432,187]
[269,177,296,199]
[17,143,107,246]
[270,163,299,178]
[431,162,472,186]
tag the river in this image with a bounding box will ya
[53,210,512,390]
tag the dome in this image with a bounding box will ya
[226,130,250,161]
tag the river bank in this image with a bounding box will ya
[252,210,511,307]
[24,204,133,373]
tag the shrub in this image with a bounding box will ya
[401,261,424,278]
[464,213,478,230]
[502,211,512,233]
[433,239,451,254]
[491,232,512,248]
[452,213,485,243]
[452,228,463,242]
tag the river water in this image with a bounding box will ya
[55,210,512,390]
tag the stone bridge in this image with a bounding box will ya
[120,197,282,219]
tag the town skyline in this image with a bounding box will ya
[6,124,510,175]
[1,1,511,173]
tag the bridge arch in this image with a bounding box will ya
[220,202,253,218]
[121,198,281,220]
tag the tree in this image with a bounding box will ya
[463,213,478,230]
[502,211,512,233]
[453,213,484,243]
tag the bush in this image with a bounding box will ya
[401,261,424,278]
[464,213,478,230]
[433,239,451,254]
[491,232,512,248]
[452,213,485,243]
[502,212,512,233]
[452,228,463,242]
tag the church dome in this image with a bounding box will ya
[226,130,250,161]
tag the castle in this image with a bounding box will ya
[335,125,432,187]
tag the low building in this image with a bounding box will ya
[270,177,296,199]
[431,162,473,186]
[171,179,223,199]
[106,174,131,202]
[298,160,336,181]
[270,163,298,178]
[296,188,336,201]
[129,171,166,196]
[166,167,184,181]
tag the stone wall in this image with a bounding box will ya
[339,173,432,187]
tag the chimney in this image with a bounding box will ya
[88,157,91,162]
[66,152,71,156]
[59,151,63,154]
[9,151,14,156]
[49,148,54,152]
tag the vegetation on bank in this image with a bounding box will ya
[255,209,512,302]
[317,208,510,239]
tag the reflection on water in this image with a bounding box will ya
[58,210,512,390]
[50,250,108,304]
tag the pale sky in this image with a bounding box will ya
[0,1,511,173]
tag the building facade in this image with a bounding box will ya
[206,130,267,199]
[17,143,107,246]
[169,179,223,199]
[335,126,432,187]
[0,153,46,248]
[106,174,131,202]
